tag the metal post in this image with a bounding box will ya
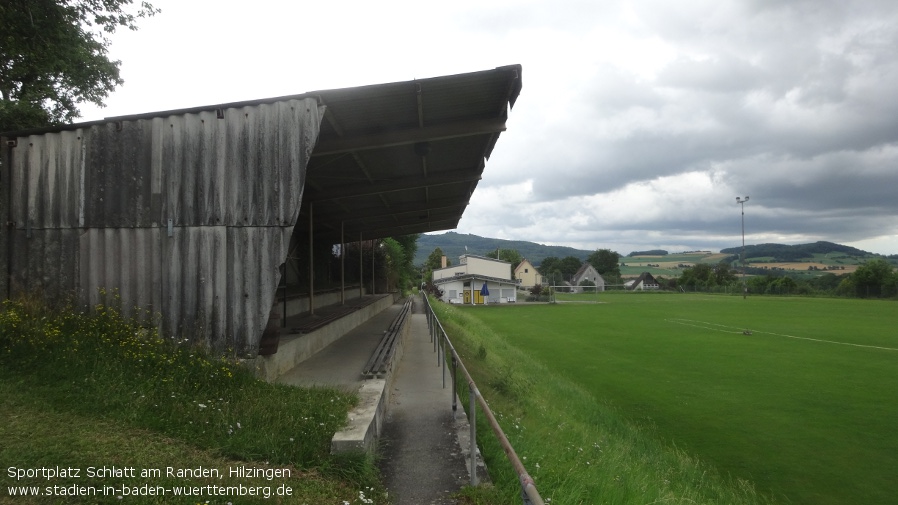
[451,354,458,417]
[442,339,446,388]
[359,232,363,298]
[308,202,314,316]
[282,263,287,328]
[737,196,749,299]
[340,221,345,305]
[469,383,478,486]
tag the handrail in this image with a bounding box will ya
[422,293,545,505]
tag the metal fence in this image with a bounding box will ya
[421,293,545,505]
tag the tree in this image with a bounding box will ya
[679,263,714,288]
[587,249,621,278]
[851,259,897,298]
[537,256,560,278]
[713,261,738,285]
[538,256,581,282]
[381,234,419,293]
[485,248,523,270]
[425,247,449,271]
[1,0,160,132]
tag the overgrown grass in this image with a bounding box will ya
[432,296,773,505]
[436,293,898,505]
[0,294,386,504]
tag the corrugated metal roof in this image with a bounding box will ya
[302,64,522,241]
[0,65,523,355]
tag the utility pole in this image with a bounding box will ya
[736,196,750,299]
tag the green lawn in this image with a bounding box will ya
[455,293,898,505]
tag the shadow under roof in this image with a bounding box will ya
[300,64,522,242]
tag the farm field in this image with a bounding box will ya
[456,293,898,505]
[621,252,729,278]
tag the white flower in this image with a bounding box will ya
[198,403,207,408]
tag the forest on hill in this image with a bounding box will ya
[416,234,889,268]
[719,241,875,262]
[414,232,591,266]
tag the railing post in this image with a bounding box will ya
[442,338,446,388]
[451,354,458,416]
[521,477,535,505]
[469,383,478,486]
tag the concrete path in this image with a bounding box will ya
[377,301,471,504]
[277,298,476,503]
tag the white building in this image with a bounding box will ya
[432,255,516,304]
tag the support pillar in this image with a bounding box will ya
[359,232,363,299]
[308,202,314,316]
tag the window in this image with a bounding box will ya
[525,268,529,273]
[448,290,458,298]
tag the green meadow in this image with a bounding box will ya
[0,297,385,504]
[435,293,898,505]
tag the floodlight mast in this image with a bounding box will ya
[736,196,750,299]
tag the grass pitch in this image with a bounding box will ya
[455,293,898,505]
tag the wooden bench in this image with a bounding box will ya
[362,298,413,379]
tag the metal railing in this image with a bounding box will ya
[421,293,545,505]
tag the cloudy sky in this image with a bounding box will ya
[78,0,898,255]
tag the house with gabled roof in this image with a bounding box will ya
[626,272,660,291]
[514,258,542,289]
[571,263,605,292]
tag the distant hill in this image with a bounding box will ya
[719,241,875,262]
[414,235,887,269]
[415,232,592,266]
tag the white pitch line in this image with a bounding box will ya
[665,318,898,352]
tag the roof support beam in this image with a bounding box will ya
[308,171,481,202]
[316,198,467,226]
[310,118,507,156]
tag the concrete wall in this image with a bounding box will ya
[250,293,398,382]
